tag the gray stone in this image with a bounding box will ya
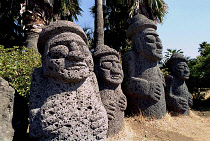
[165,53,193,115]
[122,14,166,119]
[0,77,15,141]
[29,20,108,141]
[93,45,127,137]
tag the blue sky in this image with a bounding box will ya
[75,0,210,59]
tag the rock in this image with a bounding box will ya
[0,77,15,141]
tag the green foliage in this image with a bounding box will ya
[91,0,168,52]
[0,45,41,100]
[54,0,83,21]
[110,0,168,23]
[198,41,210,57]
[187,42,210,101]
[188,54,210,89]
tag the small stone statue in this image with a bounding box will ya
[165,53,193,115]
[122,14,166,119]
[93,45,127,136]
[29,21,108,141]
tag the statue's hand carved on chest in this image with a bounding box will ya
[118,94,127,111]
[148,82,162,102]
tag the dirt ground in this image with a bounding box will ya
[107,110,210,141]
[108,89,210,141]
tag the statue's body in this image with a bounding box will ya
[165,53,193,115]
[93,45,127,136]
[29,21,108,141]
[122,14,166,119]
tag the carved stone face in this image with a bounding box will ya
[43,33,90,83]
[134,28,163,61]
[98,55,124,86]
[173,61,190,80]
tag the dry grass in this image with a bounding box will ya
[107,111,210,141]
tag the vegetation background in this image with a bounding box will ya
[0,1,210,140]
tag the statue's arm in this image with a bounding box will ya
[165,75,188,112]
[122,52,162,102]
[188,91,193,107]
[118,86,127,111]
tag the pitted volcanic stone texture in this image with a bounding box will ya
[93,45,127,136]
[30,69,108,140]
[0,77,15,141]
[122,14,166,119]
[29,21,108,141]
[165,53,193,115]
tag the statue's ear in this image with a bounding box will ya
[134,37,143,53]
[171,63,177,74]
[42,56,50,77]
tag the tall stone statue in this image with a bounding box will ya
[29,21,108,141]
[93,45,127,136]
[122,14,166,119]
[165,53,193,115]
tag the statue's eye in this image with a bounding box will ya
[144,35,156,43]
[177,66,184,70]
[101,61,112,69]
[49,45,69,59]
[156,37,161,42]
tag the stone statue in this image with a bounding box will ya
[122,14,166,119]
[29,21,108,141]
[93,45,127,136]
[165,53,193,115]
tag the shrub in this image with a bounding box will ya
[0,45,41,100]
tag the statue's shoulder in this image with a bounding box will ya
[165,74,173,80]
[32,67,43,77]
[165,75,174,86]
[31,67,45,90]
[123,50,136,62]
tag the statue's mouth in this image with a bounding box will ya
[66,62,87,70]
[156,49,162,54]
[111,74,122,79]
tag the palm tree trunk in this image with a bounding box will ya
[23,0,52,51]
[25,16,46,50]
[94,0,104,47]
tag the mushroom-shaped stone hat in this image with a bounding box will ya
[166,52,188,69]
[37,20,88,55]
[93,44,120,59]
[126,14,157,39]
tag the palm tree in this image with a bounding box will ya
[94,0,104,47]
[163,48,184,65]
[21,0,82,50]
[93,0,167,51]
[117,0,168,23]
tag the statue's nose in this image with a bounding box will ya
[66,51,85,61]
[185,67,190,73]
[156,42,163,49]
[111,62,121,74]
